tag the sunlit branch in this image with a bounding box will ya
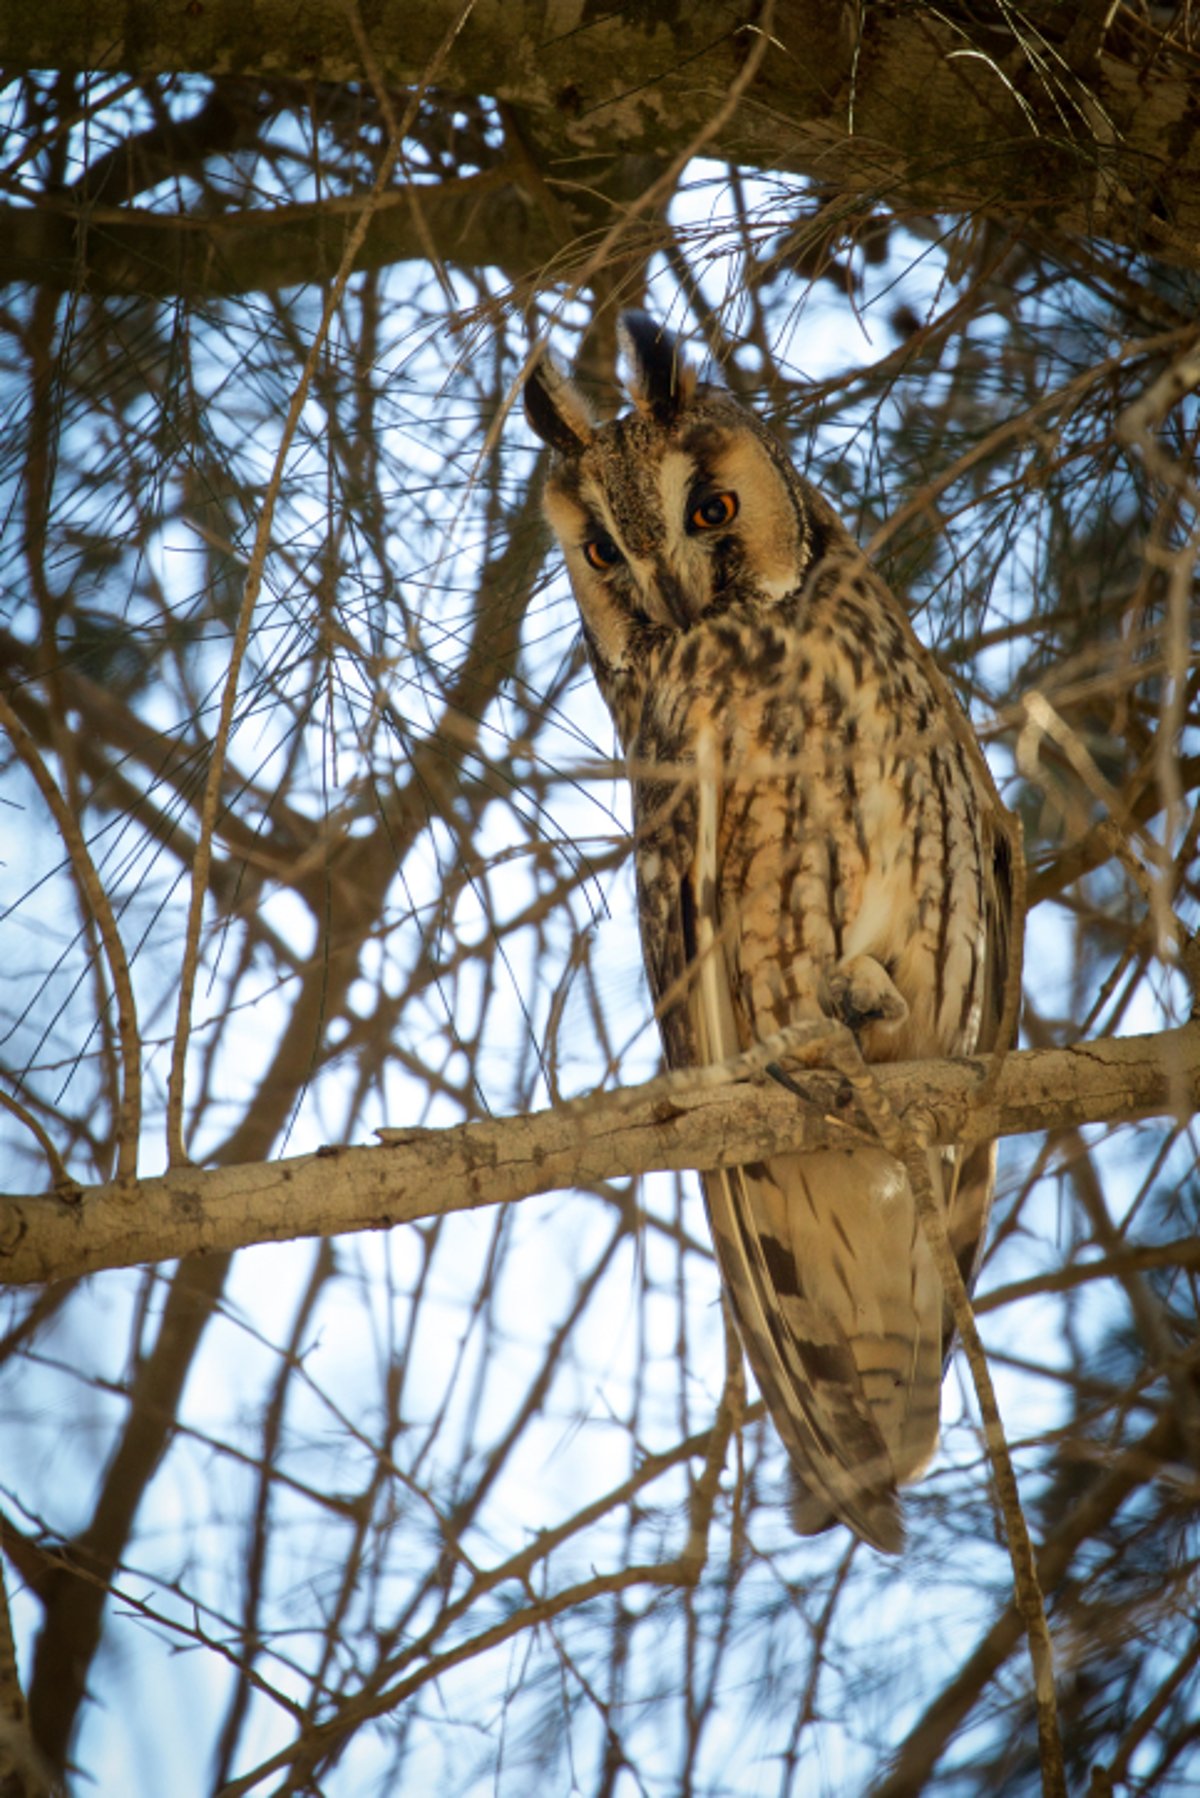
[1,1025,1196,1286]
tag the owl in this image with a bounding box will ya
[524,313,1017,1552]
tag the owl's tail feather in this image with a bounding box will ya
[788,1468,894,1547]
[703,1162,925,1555]
[703,1144,949,1554]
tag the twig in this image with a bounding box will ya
[0,1551,59,1796]
[164,0,481,1164]
[480,0,780,481]
[1116,340,1200,972]
[0,1089,72,1191]
[0,690,141,1180]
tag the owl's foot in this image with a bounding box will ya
[828,955,908,1033]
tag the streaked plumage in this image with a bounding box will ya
[524,313,1017,1551]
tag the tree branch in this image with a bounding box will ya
[2,4,1199,284]
[872,1409,1184,1798]
[0,170,556,297]
[1,1025,1196,1287]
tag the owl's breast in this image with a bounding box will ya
[630,604,992,1062]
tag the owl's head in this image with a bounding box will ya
[524,314,839,672]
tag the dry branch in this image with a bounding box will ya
[2,1025,1196,1288]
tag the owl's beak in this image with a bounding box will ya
[653,563,694,630]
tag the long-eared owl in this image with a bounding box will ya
[524,314,1018,1552]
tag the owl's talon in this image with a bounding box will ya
[765,1060,809,1099]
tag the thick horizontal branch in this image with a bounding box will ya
[0,170,559,298]
[1,3,1198,277]
[1,1025,1195,1288]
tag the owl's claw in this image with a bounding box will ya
[828,955,909,1034]
[765,1060,810,1098]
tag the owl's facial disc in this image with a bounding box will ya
[561,412,806,629]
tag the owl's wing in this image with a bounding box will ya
[636,745,925,1554]
[942,820,1019,1358]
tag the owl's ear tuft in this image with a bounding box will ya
[619,311,698,422]
[524,349,595,457]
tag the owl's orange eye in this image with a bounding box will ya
[688,491,738,531]
[584,533,623,571]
